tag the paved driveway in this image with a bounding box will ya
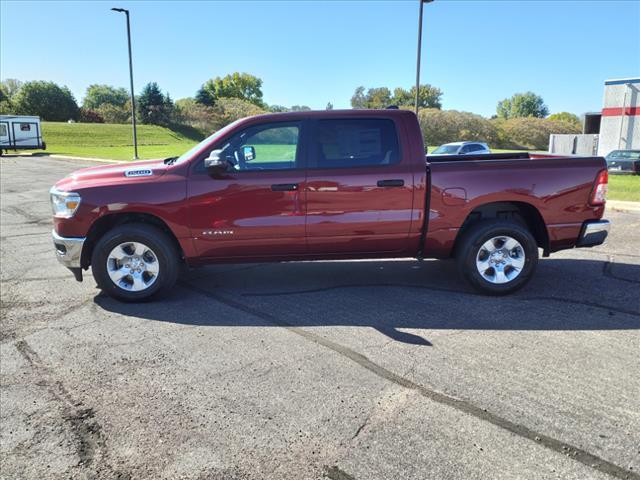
[1,155,639,480]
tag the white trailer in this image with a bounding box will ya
[0,115,46,153]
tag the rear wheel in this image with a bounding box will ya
[456,220,538,295]
[91,224,179,302]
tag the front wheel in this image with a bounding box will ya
[91,224,179,302]
[455,220,538,295]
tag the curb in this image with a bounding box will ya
[49,154,129,164]
[607,200,640,214]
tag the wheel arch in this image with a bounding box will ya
[454,201,549,257]
[81,212,184,269]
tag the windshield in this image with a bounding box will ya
[432,144,460,154]
[607,150,640,160]
[172,119,245,164]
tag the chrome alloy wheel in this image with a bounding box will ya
[475,236,526,284]
[106,242,159,291]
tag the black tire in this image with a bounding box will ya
[455,220,538,296]
[91,224,179,302]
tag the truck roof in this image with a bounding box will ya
[246,108,417,123]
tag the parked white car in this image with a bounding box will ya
[0,115,46,154]
[430,141,491,156]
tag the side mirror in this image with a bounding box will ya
[243,145,256,162]
[204,149,229,175]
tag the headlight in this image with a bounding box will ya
[50,188,81,218]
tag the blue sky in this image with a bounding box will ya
[1,1,639,116]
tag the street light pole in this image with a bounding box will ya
[415,0,433,116]
[112,7,138,159]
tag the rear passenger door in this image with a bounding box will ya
[305,117,414,254]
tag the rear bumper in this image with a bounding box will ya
[576,220,610,248]
[52,230,85,268]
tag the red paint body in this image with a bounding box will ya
[52,110,607,266]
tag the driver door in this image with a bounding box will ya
[187,121,307,259]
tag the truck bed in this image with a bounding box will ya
[423,154,607,257]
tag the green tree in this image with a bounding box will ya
[196,72,264,107]
[0,85,8,104]
[137,82,174,125]
[496,92,549,119]
[0,79,23,99]
[326,102,334,110]
[12,81,79,121]
[547,112,581,130]
[393,85,442,109]
[83,84,129,109]
[290,105,311,111]
[366,87,392,109]
[351,86,366,108]
[0,85,11,114]
[352,84,442,109]
[268,104,289,113]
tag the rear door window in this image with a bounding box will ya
[310,118,400,169]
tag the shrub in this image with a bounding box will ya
[95,103,131,124]
[495,117,580,150]
[79,108,104,123]
[211,97,266,127]
[547,112,582,130]
[174,98,218,135]
[418,109,499,147]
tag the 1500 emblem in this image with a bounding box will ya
[124,169,153,177]
[202,230,234,236]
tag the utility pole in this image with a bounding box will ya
[112,7,138,159]
[415,0,434,115]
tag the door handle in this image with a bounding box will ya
[271,183,299,192]
[377,179,404,187]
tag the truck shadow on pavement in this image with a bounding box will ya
[94,257,640,346]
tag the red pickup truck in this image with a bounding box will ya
[50,109,610,301]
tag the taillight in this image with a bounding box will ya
[589,169,608,206]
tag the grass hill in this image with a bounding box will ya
[32,122,204,160]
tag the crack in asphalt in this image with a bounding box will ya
[181,281,640,480]
[0,230,49,240]
[13,340,105,474]
[324,465,357,480]
[240,282,640,317]
[1,298,94,346]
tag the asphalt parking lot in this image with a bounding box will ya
[1,155,639,480]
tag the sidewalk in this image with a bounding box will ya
[607,200,640,214]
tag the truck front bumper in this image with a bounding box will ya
[576,220,610,248]
[52,230,85,281]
